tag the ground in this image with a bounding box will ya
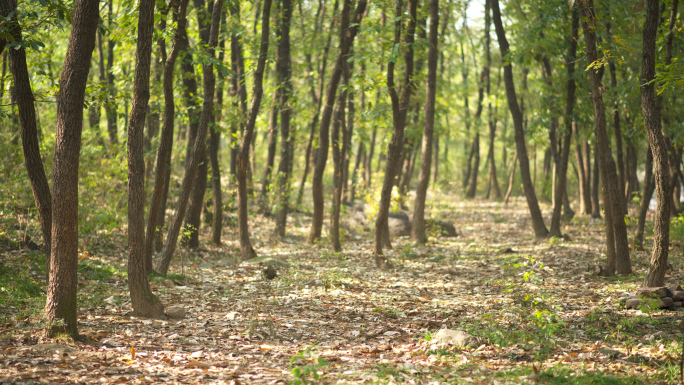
[1,196,683,384]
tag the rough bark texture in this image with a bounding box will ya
[45,0,99,337]
[209,26,226,246]
[307,0,367,243]
[126,0,165,318]
[549,3,578,238]
[156,0,223,275]
[491,0,548,238]
[641,0,671,287]
[330,63,349,251]
[574,125,591,215]
[259,99,278,214]
[145,0,189,271]
[236,0,271,260]
[634,148,654,251]
[274,0,293,237]
[105,0,117,145]
[412,0,439,244]
[580,0,631,275]
[0,0,53,272]
[374,0,418,266]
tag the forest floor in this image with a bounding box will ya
[2,195,684,384]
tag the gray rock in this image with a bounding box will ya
[166,306,186,319]
[388,210,411,222]
[674,302,682,308]
[659,297,674,309]
[668,284,683,292]
[672,291,684,302]
[388,217,411,237]
[634,287,672,299]
[619,295,638,303]
[245,256,290,268]
[626,298,643,309]
[432,329,480,348]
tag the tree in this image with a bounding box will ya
[412,0,438,244]
[127,0,165,318]
[491,0,548,239]
[44,0,100,337]
[236,0,272,260]
[641,0,672,287]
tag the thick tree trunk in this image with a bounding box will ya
[549,4,578,237]
[145,0,189,269]
[236,0,271,260]
[491,0,548,238]
[411,0,439,243]
[580,0,631,275]
[44,0,99,338]
[274,0,293,237]
[374,0,418,266]
[634,148,654,251]
[156,0,223,275]
[307,0,367,244]
[0,0,53,277]
[126,0,165,318]
[642,0,672,287]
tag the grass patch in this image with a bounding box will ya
[0,251,47,322]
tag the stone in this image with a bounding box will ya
[619,295,637,303]
[626,298,643,309]
[658,297,674,309]
[634,287,672,299]
[263,265,277,280]
[674,302,682,308]
[668,284,683,292]
[388,216,411,237]
[245,256,290,268]
[672,291,684,302]
[388,210,410,222]
[432,329,480,348]
[166,306,186,319]
[163,279,175,288]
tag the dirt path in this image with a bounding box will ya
[1,197,682,384]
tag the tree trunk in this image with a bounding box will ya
[330,62,349,252]
[259,97,278,214]
[274,0,293,237]
[230,0,249,178]
[236,0,271,260]
[411,0,439,244]
[307,0,367,244]
[549,3,578,238]
[374,0,418,266]
[641,0,672,287]
[44,0,99,338]
[580,0,631,275]
[105,0,117,145]
[574,124,591,215]
[491,0,548,238]
[126,0,165,318]
[504,151,517,204]
[634,148,654,251]
[145,0,189,269]
[0,0,53,277]
[591,145,601,218]
[209,20,226,246]
[156,0,223,275]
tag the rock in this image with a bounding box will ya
[668,284,683,292]
[634,287,672,299]
[33,344,77,354]
[245,256,290,268]
[619,295,638,303]
[388,216,411,237]
[674,302,682,308]
[163,279,175,288]
[626,298,643,309]
[166,306,186,319]
[599,347,622,357]
[432,329,480,348]
[659,297,674,309]
[388,210,411,222]
[426,220,458,237]
[672,291,684,302]
[263,264,277,280]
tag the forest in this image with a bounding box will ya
[1,0,684,382]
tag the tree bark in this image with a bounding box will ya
[156,0,223,275]
[105,0,117,145]
[634,147,654,251]
[274,0,293,237]
[0,0,53,277]
[491,0,548,238]
[236,0,271,260]
[126,0,165,318]
[642,0,672,287]
[580,0,631,275]
[373,0,418,265]
[145,0,189,270]
[209,14,226,246]
[259,96,278,214]
[411,0,439,243]
[307,0,367,244]
[549,3,579,237]
[330,62,349,251]
[591,145,601,218]
[574,124,591,215]
[44,0,99,338]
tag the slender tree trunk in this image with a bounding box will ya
[230,0,249,178]
[259,96,278,214]
[209,19,226,245]
[574,124,590,215]
[412,0,439,243]
[634,148,654,251]
[549,3,578,237]
[145,0,189,269]
[126,0,165,318]
[307,0,367,244]
[274,0,293,237]
[105,0,117,145]
[642,0,672,287]
[492,0,548,238]
[580,0,631,275]
[374,0,418,266]
[156,0,223,275]
[504,151,517,204]
[330,62,349,251]
[44,0,99,338]
[236,0,271,260]
[591,145,601,218]
[0,0,53,277]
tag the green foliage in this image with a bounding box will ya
[290,347,328,385]
[0,251,46,321]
